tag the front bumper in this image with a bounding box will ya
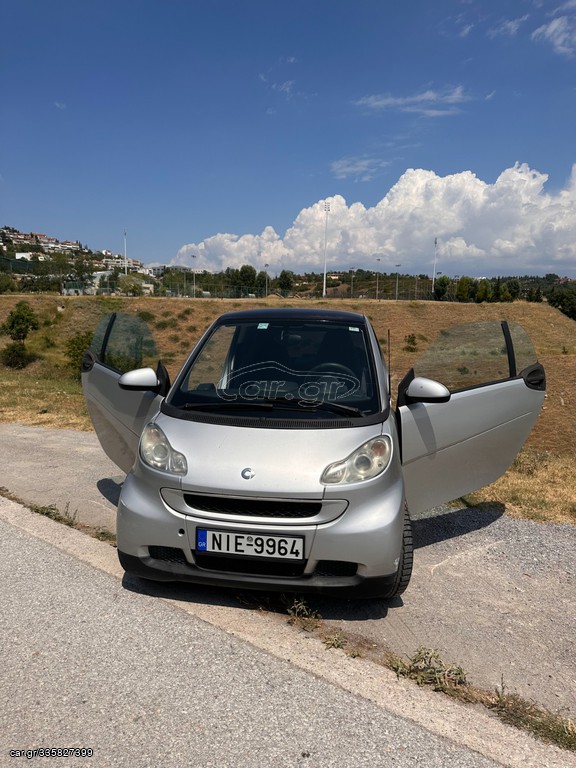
[116,466,406,597]
[118,550,399,598]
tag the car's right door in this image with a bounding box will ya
[396,321,546,514]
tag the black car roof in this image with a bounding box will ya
[213,307,368,325]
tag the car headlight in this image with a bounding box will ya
[321,436,392,485]
[140,423,187,475]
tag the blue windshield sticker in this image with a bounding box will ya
[257,323,269,329]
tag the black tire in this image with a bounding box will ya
[382,502,413,599]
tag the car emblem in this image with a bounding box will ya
[241,467,256,480]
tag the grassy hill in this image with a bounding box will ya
[1,294,575,522]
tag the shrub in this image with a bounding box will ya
[155,318,177,330]
[403,333,418,352]
[1,300,40,341]
[0,341,36,369]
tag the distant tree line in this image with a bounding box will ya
[1,244,574,322]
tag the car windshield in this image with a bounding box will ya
[168,319,381,418]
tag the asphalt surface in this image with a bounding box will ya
[1,423,575,766]
[1,499,574,768]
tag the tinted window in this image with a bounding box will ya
[91,313,158,373]
[413,321,537,391]
[169,319,380,416]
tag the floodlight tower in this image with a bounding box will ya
[322,201,330,298]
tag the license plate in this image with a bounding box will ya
[196,529,304,561]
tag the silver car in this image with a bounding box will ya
[82,308,545,599]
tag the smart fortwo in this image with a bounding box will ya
[82,308,545,599]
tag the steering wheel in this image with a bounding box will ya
[310,363,356,378]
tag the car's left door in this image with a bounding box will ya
[396,321,546,514]
[81,313,169,473]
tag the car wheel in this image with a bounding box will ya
[382,502,413,599]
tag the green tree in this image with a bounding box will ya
[1,300,40,341]
[548,287,576,320]
[492,277,502,302]
[238,264,257,293]
[277,269,295,293]
[118,274,144,296]
[475,279,493,304]
[433,275,450,301]
[500,283,513,302]
[255,270,268,294]
[0,300,40,369]
[71,254,96,290]
[47,252,72,288]
[455,276,472,302]
[507,278,521,300]
[0,273,16,293]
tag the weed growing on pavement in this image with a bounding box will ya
[29,501,77,527]
[490,677,576,751]
[322,630,347,650]
[0,487,117,546]
[389,646,469,695]
[94,527,117,542]
[274,596,576,754]
[285,597,322,632]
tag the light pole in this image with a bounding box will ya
[322,201,330,298]
[432,237,438,295]
[192,254,196,298]
[264,263,269,297]
[375,257,381,300]
[395,264,401,301]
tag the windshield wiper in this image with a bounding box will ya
[180,400,274,411]
[179,398,364,417]
[261,397,364,416]
[312,401,364,416]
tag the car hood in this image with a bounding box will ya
[156,415,386,498]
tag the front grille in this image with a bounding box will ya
[148,546,188,564]
[194,553,306,577]
[184,493,322,519]
[315,560,358,577]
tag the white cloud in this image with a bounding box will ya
[330,155,390,182]
[354,86,470,117]
[532,13,576,56]
[488,15,530,38]
[173,163,576,278]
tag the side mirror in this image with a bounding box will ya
[405,376,451,404]
[118,367,161,392]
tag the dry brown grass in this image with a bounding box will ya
[1,294,575,522]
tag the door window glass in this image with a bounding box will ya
[412,321,536,391]
[96,313,158,373]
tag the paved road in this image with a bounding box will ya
[1,498,574,768]
[1,424,575,720]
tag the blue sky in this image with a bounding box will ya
[2,0,575,277]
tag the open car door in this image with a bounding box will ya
[397,321,546,514]
[81,313,170,474]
